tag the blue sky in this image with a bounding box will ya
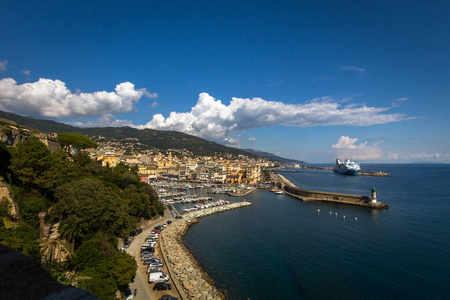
[1,0,449,163]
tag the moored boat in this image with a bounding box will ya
[333,158,360,176]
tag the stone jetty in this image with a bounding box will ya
[160,202,252,300]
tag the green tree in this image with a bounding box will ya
[74,233,137,300]
[53,178,134,238]
[0,197,11,217]
[0,141,11,176]
[59,218,84,253]
[58,133,98,157]
[16,194,49,228]
[0,224,41,262]
[40,238,72,264]
[9,137,58,192]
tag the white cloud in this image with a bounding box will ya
[223,137,241,148]
[0,78,157,118]
[150,101,158,108]
[332,136,383,160]
[0,60,7,71]
[392,97,409,107]
[22,69,31,76]
[341,65,366,73]
[136,92,407,140]
[249,136,257,141]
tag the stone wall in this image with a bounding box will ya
[161,202,252,300]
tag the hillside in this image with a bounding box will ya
[0,110,254,157]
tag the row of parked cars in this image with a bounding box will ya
[140,223,177,295]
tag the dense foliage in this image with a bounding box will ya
[0,138,165,299]
[58,132,98,156]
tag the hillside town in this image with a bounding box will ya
[87,136,279,185]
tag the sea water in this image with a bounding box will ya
[179,164,450,299]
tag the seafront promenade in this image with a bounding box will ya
[160,202,252,300]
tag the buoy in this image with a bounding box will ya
[343,215,345,219]
[355,217,358,221]
[335,213,337,216]
[318,209,320,212]
[330,211,332,214]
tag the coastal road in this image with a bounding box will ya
[126,209,180,300]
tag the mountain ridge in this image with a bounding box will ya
[0,110,302,163]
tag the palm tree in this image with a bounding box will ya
[39,238,72,264]
[59,223,84,253]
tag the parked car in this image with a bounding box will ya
[125,289,137,300]
[148,271,169,284]
[141,243,152,250]
[147,266,162,274]
[175,215,182,219]
[135,228,143,235]
[151,229,161,234]
[167,220,172,225]
[144,257,161,263]
[147,261,164,268]
[159,295,178,300]
[154,226,162,230]
[142,247,155,253]
[141,255,153,261]
[153,282,172,291]
[140,251,153,257]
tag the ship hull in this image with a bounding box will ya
[333,168,359,176]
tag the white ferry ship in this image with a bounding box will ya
[333,158,361,176]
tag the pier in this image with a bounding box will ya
[275,174,389,209]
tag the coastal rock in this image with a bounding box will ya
[160,202,252,300]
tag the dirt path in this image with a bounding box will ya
[126,209,180,300]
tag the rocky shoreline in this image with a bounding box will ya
[160,202,252,300]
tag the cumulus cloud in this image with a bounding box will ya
[223,137,241,148]
[22,69,31,76]
[136,92,407,140]
[249,136,257,141]
[332,136,383,160]
[341,65,366,73]
[0,60,7,71]
[0,78,156,118]
[150,101,158,108]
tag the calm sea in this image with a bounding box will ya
[175,164,450,300]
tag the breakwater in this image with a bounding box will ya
[160,202,252,300]
[276,174,389,208]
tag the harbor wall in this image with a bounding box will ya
[160,202,252,300]
[276,174,388,208]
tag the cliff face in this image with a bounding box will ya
[0,177,18,220]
